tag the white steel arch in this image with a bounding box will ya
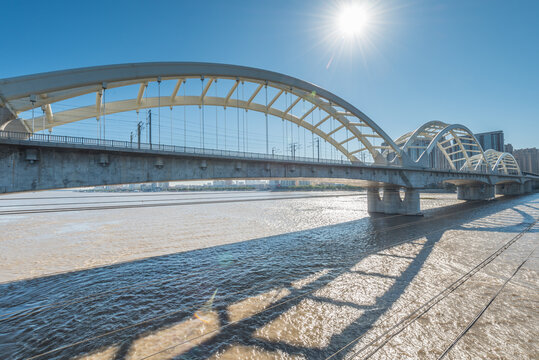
[0,62,403,164]
[470,149,521,175]
[392,121,489,172]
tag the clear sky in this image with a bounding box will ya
[1,0,538,149]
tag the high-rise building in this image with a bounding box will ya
[474,130,504,152]
[512,148,539,175]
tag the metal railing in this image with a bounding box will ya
[0,130,359,166]
[0,131,520,176]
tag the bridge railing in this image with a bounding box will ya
[0,130,356,166]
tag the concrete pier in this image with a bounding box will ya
[367,187,421,215]
[496,181,533,196]
[457,184,495,200]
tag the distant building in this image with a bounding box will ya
[401,139,452,170]
[474,130,504,152]
[269,180,297,187]
[512,148,539,175]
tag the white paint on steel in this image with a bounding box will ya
[0,62,402,163]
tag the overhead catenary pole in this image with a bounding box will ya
[42,108,45,135]
[311,109,315,159]
[30,94,36,135]
[148,109,152,149]
[102,82,107,140]
[137,121,142,149]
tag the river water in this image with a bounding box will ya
[0,190,537,359]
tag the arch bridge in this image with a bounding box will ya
[0,62,535,215]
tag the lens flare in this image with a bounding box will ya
[338,4,371,37]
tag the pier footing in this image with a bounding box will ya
[367,187,422,215]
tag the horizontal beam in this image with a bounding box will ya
[339,135,355,145]
[267,89,283,109]
[284,96,301,115]
[247,83,263,106]
[170,79,183,100]
[224,80,239,105]
[201,78,214,100]
[326,124,344,136]
[314,114,331,128]
[300,105,317,121]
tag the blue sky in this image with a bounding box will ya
[1,0,538,149]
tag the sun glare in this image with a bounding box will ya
[338,4,371,37]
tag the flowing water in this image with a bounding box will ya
[0,190,537,360]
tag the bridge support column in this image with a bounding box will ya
[367,187,421,216]
[457,184,495,200]
[367,188,384,213]
[495,183,524,196]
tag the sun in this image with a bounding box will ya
[337,4,371,37]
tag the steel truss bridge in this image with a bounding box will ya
[0,62,535,214]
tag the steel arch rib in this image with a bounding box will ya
[399,120,448,152]
[416,123,488,171]
[492,151,521,175]
[0,62,403,163]
[16,96,357,162]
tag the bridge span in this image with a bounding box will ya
[0,62,536,215]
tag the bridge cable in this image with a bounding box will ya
[265,82,269,154]
[215,79,218,149]
[102,84,106,140]
[284,91,287,155]
[183,80,186,147]
[303,99,306,157]
[145,84,149,143]
[224,102,227,150]
[157,77,161,147]
[200,76,204,149]
[311,107,315,159]
[244,82,248,152]
[236,79,240,152]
